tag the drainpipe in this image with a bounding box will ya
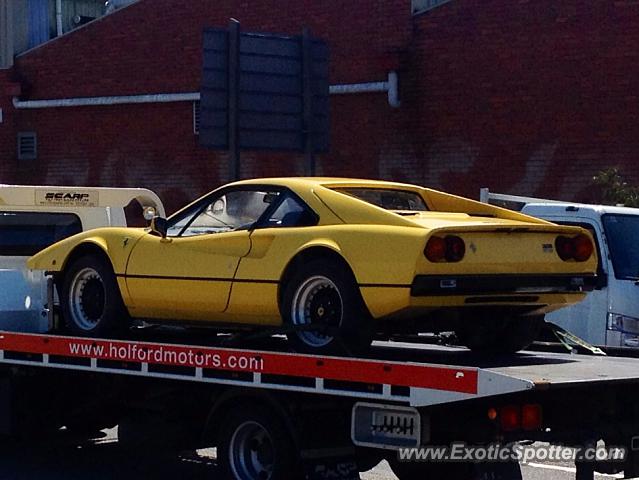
[12,73,401,109]
[13,92,201,109]
[55,0,63,37]
[329,71,400,108]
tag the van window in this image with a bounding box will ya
[0,212,82,256]
[602,214,639,280]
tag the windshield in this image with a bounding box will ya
[333,188,428,212]
[167,189,280,237]
[602,214,639,280]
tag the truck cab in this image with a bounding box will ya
[521,202,639,348]
[0,185,164,333]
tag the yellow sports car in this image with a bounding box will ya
[28,178,598,354]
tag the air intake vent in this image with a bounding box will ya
[17,132,37,160]
[193,101,200,135]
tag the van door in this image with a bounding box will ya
[599,214,639,347]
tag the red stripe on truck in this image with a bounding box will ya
[0,332,478,394]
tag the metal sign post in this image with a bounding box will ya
[200,22,329,179]
[227,20,241,181]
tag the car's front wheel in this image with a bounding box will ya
[283,259,374,354]
[61,254,130,337]
[456,314,544,354]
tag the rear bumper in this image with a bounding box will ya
[411,274,598,297]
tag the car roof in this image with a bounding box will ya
[226,177,423,190]
[523,202,639,217]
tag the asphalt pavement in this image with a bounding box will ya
[0,428,631,480]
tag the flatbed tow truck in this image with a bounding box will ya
[2,185,639,480]
[1,325,639,480]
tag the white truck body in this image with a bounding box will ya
[0,185,165,333]
[480,188,639,348]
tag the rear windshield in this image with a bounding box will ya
[0,212,82,256]
[333,188,428,211]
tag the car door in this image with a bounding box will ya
[225,193,319,322]
[125,187,280,322]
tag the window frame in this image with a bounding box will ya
[166,185,318,238]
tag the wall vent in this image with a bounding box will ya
[17,132,37,161]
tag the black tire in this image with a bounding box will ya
[282,258,374,354]
[217,404,302,480]
[61,254,130,337]
[456,315,544,354]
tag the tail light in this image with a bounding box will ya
[521,404,543,431]
[555,234,594,262]
[499,405,521,432]
[489,404,543,432]
[425,235,465,262]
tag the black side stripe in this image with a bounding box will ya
[117,274,411,289]
[118,274,279,284]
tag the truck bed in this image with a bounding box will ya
[1,328,638,408]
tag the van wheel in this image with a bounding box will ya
[457,315,544,354]
[283,259,374,355]
[61,255,129,336]
[217,404,302,480]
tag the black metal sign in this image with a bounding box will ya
[200,21,330,178]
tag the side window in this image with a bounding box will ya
[264,196,318,228]
[0,212,82,256]
[168,189,280,237]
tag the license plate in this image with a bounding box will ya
[351,403,423,449]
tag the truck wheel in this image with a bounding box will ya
[283,259,374,354]
[61,255,130,336]
[217,404,302,480]
[457,315,544,354]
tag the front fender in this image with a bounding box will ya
[27,228,147,274]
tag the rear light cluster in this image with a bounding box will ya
[555,234,593,262]
[488,404,543,432]
[425,235,465,263]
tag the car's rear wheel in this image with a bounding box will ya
[283,259,373,354]
[456,314,544,354]
[61,254,130,337]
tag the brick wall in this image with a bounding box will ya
[1,0,639,211]
[401,0,639,201]
[0,69,17,182]
[3,0,411,212]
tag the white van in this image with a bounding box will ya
[480,188,639,348]
[0,185,164,333]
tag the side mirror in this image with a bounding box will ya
[150,216,168,239]
[143,206,157,223]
